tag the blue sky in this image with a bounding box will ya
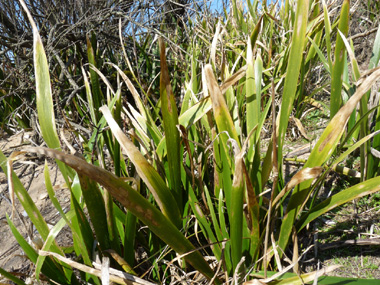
[208,0,279,15]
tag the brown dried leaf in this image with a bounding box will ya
[292,116,310,140]
[273,167,323,208]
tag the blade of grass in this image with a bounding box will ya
[366,24,380,179]
[18,0,72,183]
[122,177,139,267]
[297,176,380,231]
[308,36,331,74]
[82,67,97,124]
[305,3,323,64]
[277,0,309,165]
[322,0,333,72]
[159,38,182,209]
[339,30,369,180]
[246,36,258,152]
[4,151,68,260]
[6,214,69,284]
[87,34,103,121]
[230,153,245,274]
[43,162,92,266]
[77,165,113,251]
[188,187,222,261]
[0,267,26,285]
[330,0,350,118]
[35,210,81,282]
[205,64,240,150]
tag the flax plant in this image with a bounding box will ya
[3,1,380,284]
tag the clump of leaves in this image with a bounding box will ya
[2,0,380,284]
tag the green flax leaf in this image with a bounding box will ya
[18,0,72,182]
[297,177,380,231]
[230,155,245,273]
[330,0,350,118]
[277,0,309,163]
[0,267,26,285]
[159,38,182,210]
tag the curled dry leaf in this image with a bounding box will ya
[273,167,323,208]
[210,21,221,69]
[220,65,247,94]
[291,116,310,140]
[6,151,29,220]
[204,64,240,146]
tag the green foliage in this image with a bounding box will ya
[2,0,380,284]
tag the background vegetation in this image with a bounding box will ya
[1,0,380,284]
